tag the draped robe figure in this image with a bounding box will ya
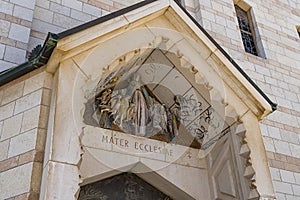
[108,86,130,127]
[92,72,182,140]
[131,89,149,136]
[151,101,167,132]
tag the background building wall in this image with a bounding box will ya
[0,0,36,71]
[194,0,300,199]
[0,69,53,199]
[0,0,300,199]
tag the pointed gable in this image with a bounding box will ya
[0,0,276,119]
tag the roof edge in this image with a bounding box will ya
[0,0,157,88]
[172,0,277,112]
[0,32,58,87]
[57,0,158,39]
[0,0,277,113]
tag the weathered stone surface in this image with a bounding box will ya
[13,5,34,21]
[0,157,18,173]
[0,102,15,121]
[10,0,35,9]
[0,20,10,37]
[1,82,24,105]
[0,139,9,161]
[8,129,37,158]
[0,1,14,15]
[14,89,42,114]
[40,161,80,200]
[50,2,71,16]
[1,113,23,141]
[8,23,31,43]
[0,163,33,199]
[33,6,54,24]
[4,46,26,64]
[21,106,40,133]
[0,44,5,59]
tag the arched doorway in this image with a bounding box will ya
[78,173,172,200]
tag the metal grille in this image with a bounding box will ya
[235,6,258,56]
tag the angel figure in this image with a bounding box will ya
[94,88,113,128]
[113,94,131,127]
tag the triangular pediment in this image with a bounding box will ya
[46,0,275,120]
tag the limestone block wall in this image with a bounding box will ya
[0,68,52,199]
[0,0,36,71]
[193,0,300,199]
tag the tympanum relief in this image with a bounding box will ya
[84,48,230,151]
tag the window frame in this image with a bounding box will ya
[235,5,260,56]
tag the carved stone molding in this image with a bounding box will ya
[207,104,261,200]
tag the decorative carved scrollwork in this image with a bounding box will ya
[234,123,260,200]
[27,44,42,61]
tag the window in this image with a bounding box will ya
[235,6,259,56]
[297,26,300,38]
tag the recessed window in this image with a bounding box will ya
[235,5,259,56]
[297,26,300,38]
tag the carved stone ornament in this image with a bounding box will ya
[83,48,230,150]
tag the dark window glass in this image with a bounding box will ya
[235,6,258,56]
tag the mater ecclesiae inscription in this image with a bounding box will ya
[101,134,174,156]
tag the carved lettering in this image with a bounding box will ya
[102,135,109,143]
[101,134,175,156]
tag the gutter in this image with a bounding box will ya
[0,33,58,87]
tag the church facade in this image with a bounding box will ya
[0,0,299,200]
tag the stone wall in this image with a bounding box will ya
[0,68,53,199]
[0,0,36,71]
[0,0,300,199]
[192,0,300,199]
